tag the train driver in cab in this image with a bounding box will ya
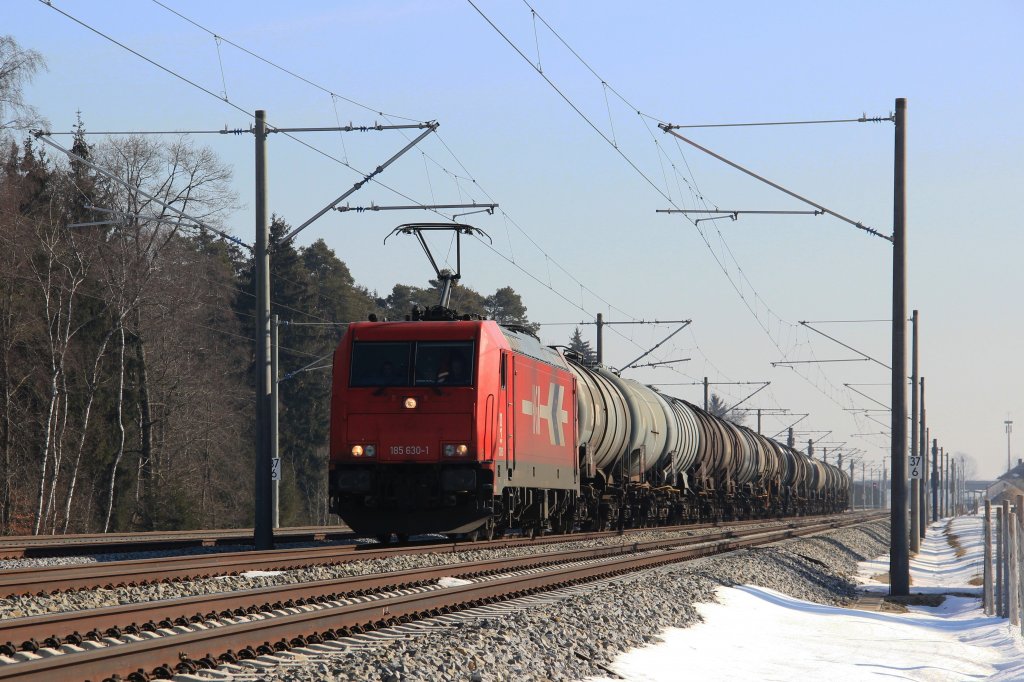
[436,352,470,385]
[376,360,404,386]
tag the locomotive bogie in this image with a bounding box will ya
[331,463,494,535]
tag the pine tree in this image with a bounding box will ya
[377,283,435,320]
[429,278,487,317]
[568,327,596,365]
[706,392,746,425]
[485,286,539,333]
[302,239,375,326]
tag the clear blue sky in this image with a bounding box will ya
[9,0,1023,478]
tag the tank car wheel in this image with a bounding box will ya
[396,533,410,543]
[375,533,392,544]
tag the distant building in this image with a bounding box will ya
[984,459,1024,506]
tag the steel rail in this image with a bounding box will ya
[0,526,358,560]
[0,517,808,597]
[0,515,869,650]
[0,513,883,681]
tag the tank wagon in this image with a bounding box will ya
[329,318,849,539]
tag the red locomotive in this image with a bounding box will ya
[329,318,578,540]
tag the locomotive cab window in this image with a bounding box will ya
[415,342,474,386]
[349,342,411,387]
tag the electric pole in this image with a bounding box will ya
[942,448,948,517]
[946,456,954,516]
[883,465,888,509]
[910,310,920,552]
[254,110,273,550]
[946,449,951,515]
[1007,419,1014,474]
[890,97,910,596]
[932,437,939,522]
[271,313,280,530]
[919,376,927,537]
[861,461,866,510]
[849,460,855,511]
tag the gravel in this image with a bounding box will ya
[221,519,891,682]
[0,519,888,681]
[0,520,804,619]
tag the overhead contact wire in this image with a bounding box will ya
[475,1,878,437]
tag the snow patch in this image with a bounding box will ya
[587,516,1024,681]
[237,570,285,578]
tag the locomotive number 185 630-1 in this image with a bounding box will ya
[390,445,429,455]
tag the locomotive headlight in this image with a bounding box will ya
[351,445,364,457]
[455,444,469,456]
[403,397,417,409]
[364,445,376,457]
[443,444,456,457]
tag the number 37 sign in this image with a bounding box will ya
[909,454,923,479]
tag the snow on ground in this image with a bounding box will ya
[588,516,1024,682]
[858,515,985,595]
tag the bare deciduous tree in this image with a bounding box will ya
[91,135,237,531]
[0,36,46,133]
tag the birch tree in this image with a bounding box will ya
[92,135,237,530]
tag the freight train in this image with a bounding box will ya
[328,316,849,540]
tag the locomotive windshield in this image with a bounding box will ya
[349,341,474,387]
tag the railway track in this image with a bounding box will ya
[0,526,356,560]
[1,515,846,597]
[0,511,884,681]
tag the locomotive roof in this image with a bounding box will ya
[498,325,571,370]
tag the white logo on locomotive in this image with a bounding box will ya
[521,382,569,446]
